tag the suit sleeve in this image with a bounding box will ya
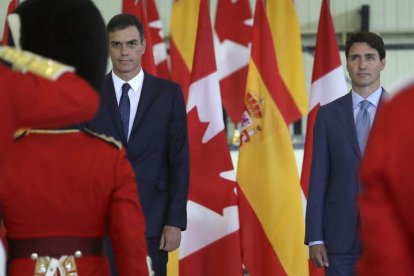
[165,84,190,230]
[358,104,414,276]
[109,149,150,276]
[305,107,330,244]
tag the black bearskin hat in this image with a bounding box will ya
[10,0,108,91]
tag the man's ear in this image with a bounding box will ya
[141,38,146,55]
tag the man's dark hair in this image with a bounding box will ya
[345,31,386,60]
[107,14,144,41]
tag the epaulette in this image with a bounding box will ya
[82,128,123,150]
[14,128,81,140]
[0,46,75,80]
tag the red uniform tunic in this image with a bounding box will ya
[0,64,99,162]
[358,84,414,275]
[0,129,149,275]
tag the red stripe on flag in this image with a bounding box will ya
[251,0,301,125]
[238,190,287,276]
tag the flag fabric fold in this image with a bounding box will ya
[179,0,243,275]
[214,0,252,123]
[237,1,308,275]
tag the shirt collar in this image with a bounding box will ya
[111,69,144,94]
[352,87,383,109]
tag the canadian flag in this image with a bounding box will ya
[214,0,252,123]
[122,0,157,75]
[301,1,347,273]
[146,0,170,80]
[179,0,243,275]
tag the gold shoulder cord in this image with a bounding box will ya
[14,128,80,139]
[83,128,123,149]
[0,46,74,80]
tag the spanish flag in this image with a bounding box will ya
[237,0,308,275]
[169,0,199,101]
[267,0,308,123]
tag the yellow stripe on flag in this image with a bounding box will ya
[238,59,308,276]
[167,250,179,276]
[170,0,200,71]
[267,0,308,117]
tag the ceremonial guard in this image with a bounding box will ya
[0,0,151,274]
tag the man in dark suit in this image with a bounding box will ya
[305,32,387,276]
[88,14,189,276]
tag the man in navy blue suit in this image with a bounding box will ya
[305,32,387,276]
[88,14,189,276]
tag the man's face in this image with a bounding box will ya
[109,25,145,80]
[346,42,385,92]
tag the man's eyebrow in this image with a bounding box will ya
[127,39,139,43]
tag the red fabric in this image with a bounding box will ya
[146,0,170,80]
[0,65,99,163]
[122,0,157,75]
[170,38,191,102]
[358,84,414,276]
[215,0,252,123]
[311,0,342,82]
[0,131,148,275]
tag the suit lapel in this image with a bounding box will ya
[336,92,361,158]
[103,73,127,143]
[129,73,156,140]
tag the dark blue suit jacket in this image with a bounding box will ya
[88,72,189,238]
[305,92,364,254]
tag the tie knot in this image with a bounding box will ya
[121,83,131,95]
[360,100,370,110]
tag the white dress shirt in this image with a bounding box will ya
[351,87,383,128]
[111,69,144,140]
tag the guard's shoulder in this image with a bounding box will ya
[82,128,122,150]
[0,46,74,80]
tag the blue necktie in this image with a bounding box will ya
[356,100,371,154]
[119,83,131,140]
